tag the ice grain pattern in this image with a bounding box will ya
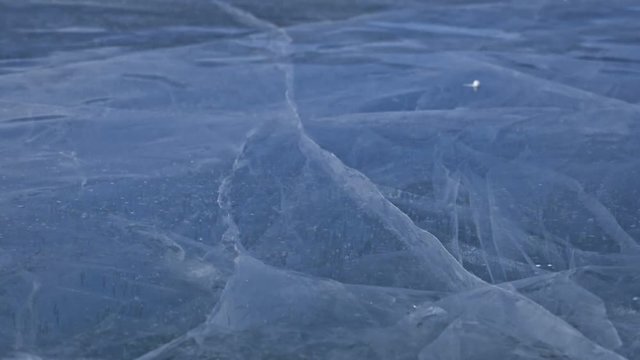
[0,0,639,359]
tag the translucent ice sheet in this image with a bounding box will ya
[1,0,639,359]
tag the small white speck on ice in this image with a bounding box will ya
[464,79,480,91]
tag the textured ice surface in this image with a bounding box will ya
[1,0,640,359]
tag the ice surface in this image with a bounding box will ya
[222,119,480,291]
[1,0,640,359]
[419,287,626,360]
[509,272,622,350]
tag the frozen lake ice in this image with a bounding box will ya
[1,0,639,359]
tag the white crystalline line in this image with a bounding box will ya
[296,132,483,290]
[14,278,41,350]
[484,170,540,273]
[577,190,639,253]
[209,0,302,255]
[469,55,640,111]
[58,150,88,191]
[485,176,509,282]
[136,228,186,262]
[136,3,302,358]
[210,0,300,255]
[449,172,463,264]
[136,4,636,360]
[216,163,244,256]
[468,182,498,283]
[371,21,521,41]
[211,0,302,129]
[530,165,639,253]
